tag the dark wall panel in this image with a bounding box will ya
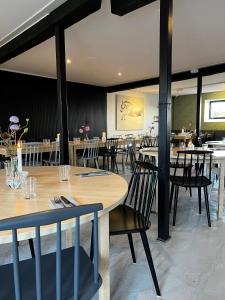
[0,70,106,141]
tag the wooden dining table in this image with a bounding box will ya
[0,138,143,166]
[0,166,128,300]
[140,147,225,219]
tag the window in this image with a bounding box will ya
[204,99,225,122]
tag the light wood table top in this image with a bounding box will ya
[0,166,128,244]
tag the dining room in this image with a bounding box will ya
[1,0,225,299]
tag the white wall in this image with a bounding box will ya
[107,90,159,138]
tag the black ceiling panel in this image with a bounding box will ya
[111,0,157,16]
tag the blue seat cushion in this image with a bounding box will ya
[0,246,102,300]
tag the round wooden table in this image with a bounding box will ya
[0,166,128,300]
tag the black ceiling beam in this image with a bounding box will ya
[0,0,102,64]
[111,0,156,16]
[200,62,225,77]
[106,71,198,93]
[106,62,225,92]
[106,77,159,93]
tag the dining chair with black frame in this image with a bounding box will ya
[91,160,161,296]
[170,149,213,227]
[0,204,103,300]
[99,138,119,173]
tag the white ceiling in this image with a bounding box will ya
[1,0,225,87]
[0,0,67,47]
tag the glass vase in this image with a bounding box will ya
[4,157,21,189]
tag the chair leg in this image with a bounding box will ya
[189,187,192,197]
[28,239,35,258]
[95,158,99,169]
[203,186,211,227]
[140,231,161,296]
[83,159,87,168]
[115,157,119,174]
[127,233,136,263]
[103,155,105,170]
[172,186,179,226]
[198,187,202,214]
[90,223,94,261]
[107,156,110,171]
[169,183,174,211]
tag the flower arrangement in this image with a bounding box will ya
[0,116,29,157]
[78,124,90,140]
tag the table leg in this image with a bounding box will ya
[69,144,74,166]
[73,146,77,166]
[218,160,225,219]
[98,212,110,300]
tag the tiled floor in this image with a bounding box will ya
[109,182,225,300]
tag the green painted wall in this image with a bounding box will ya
[172,94,197,131]
[202,91,225,131]
[172,91,225,131]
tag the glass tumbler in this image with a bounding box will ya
[202,144,208,150]
[22,177,37,199]
[58,165,71,181]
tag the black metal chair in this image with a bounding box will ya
[0,204,102,300]
[90,161,161,296]
[170,150,212,227]
[99,138,119,173]
[117,137,136,171]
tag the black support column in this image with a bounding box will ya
[196,73,202,137]
[158,0,173,241]
[55,25,69,164]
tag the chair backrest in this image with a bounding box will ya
[172,150,213,187]
[24,143,43,166]
[82,140,99,159]
[124,137,135,149]
[0,204,103,300]
[124,134,134,138]
[106,138,119,153]
[124,161,159,226]
[48,142,60,164]
[140,136,158,148]
[128,147,136,172]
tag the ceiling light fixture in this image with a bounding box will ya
[66,59,72,64]
[118,72,122,76]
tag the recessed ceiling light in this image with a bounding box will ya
[66,59,72,64]
[118,72,122,76]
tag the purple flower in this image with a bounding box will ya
[9,116,19,123]
[10,124,20,131]
[79,128,84,134]
[85,125,90,132]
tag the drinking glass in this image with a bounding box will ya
[22,177,37,199]
[58,165,71,181]
[202,144,208,150]
[4,161,12,178]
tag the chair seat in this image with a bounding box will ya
[0,246,102,300]
[42,160,59,166]
[109,205,150,235]
[169,162,192,169]
[170,175,211,187]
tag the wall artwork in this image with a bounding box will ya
[116,94,144,130]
